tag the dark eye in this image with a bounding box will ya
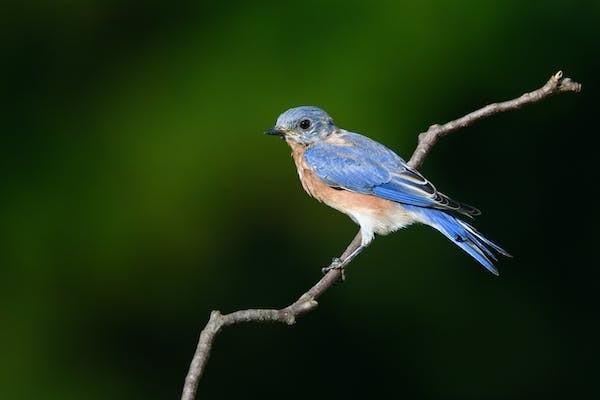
[299,119,311,130]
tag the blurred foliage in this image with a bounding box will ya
[1,1,598,399]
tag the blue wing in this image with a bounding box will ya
[304,132,480,216]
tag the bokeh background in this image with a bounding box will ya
[1,1,598,399]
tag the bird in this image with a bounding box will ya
[265,106,510,276]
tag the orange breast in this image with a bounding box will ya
[288,141,397,217]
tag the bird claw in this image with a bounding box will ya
[321,257,346,282]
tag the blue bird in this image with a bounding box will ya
[266,106,510,275]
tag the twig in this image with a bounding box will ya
[180,71,581,400]
[181,233,361,400]
[407,71,581,169]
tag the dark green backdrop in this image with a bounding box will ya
[1,1,598,399]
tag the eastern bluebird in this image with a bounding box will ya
[266,106,510,275]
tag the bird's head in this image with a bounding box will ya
[265,106,336,145]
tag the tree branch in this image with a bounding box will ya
[180,71,581,400]
[407,70,581,169]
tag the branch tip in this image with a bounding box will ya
[551,70,581,93]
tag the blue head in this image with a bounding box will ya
[266,106,336,145]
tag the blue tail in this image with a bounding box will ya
[407,206,511,275]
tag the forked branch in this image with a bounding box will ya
[181,71,581,400]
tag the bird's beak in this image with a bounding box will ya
[265,127,285,137]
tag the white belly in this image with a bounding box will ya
[343,204,418,245]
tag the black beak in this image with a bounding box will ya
[265,127,284,137]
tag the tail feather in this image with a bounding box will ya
[407,206,510,275]
[456,219,512,258]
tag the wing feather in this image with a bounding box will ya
[304,132,479,217]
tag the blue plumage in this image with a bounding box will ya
[405,206,510,275]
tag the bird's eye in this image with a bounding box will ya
[299,119,311,130]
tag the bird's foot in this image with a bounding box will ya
[321,257,343,273]
[322,257,346,282]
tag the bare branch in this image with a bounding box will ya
[180,232,359,400]
[181,71,581,400]
[407,71,581,169]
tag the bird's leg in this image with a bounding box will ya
[322,231,366,280]
[339,243,367,267]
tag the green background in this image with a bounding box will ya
[1,1,598,398]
